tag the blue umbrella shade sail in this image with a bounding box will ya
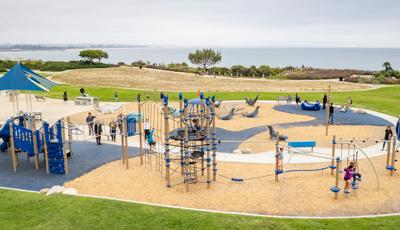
[0,63,58,91]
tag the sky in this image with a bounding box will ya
[1,0,400,47]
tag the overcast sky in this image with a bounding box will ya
[1,0,399,47]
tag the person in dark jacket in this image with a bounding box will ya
[94,120,103,145]
[322,93,327,110]
[382,126,393,151]
[295,93,301,107]
[63,92,68,103]
[86,112,96,135]
[329,103,334,124]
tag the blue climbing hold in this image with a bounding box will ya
[330,186,341,193]
[386,165,395,171]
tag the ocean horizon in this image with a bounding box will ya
[1,47,399,71]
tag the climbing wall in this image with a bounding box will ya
[47,142,65,174]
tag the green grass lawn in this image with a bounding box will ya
[1,188,399,230]
[42,85,400,116]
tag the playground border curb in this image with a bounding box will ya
[1,186,400,220]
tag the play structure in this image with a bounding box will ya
[243,106,260,118]
[245,95,259,106]
[301,101,321,111]
[135,92,217,191]
[0,114,71,174]
[219,108,235,120]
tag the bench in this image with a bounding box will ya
[74,96,95,106]
[277,96,292,104]
[35,95,46,101]
[288,141,316,151]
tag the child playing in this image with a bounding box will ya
[144,118,150,140]
[343,162,355,194]
[275,147,284,171]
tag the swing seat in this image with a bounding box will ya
[328,165,336,169]
[274,169,284,175]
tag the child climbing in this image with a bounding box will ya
[145,129,156,152]
[382,126,393,151]
[144,118,150,140]
[192,118,202,138]
[352,162,362,183]
[343,162,354,194]
[275,147,284,171]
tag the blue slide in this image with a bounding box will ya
[301,102,321,111]
[0,119,11,152]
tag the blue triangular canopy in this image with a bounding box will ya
[0,63,58,91]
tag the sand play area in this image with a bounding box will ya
[51,66,375,92]
[58,99,398,217]
[65,154,400,217]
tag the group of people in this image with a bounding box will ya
[85,112,125,145]
[295,93,354,124]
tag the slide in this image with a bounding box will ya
[301,102,321,111]
[0,119,11,152]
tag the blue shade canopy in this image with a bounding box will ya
[0,63,58,91]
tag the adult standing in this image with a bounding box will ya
[322,93,327,110]
[295,93,301,107]
[63,91,68,103]
[94,120,103,145]
[329,103,334,124]
[86,112,96,135]
[117,113,123,134]
[396,116,400,141]
[382,126,393,151]
[114,92,119,102]
[109,119,117,142]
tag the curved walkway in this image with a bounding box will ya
[216,101,398,163]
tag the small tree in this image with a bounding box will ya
[79,49,109,65]
[188,48,221,73]
[97,50,108,63]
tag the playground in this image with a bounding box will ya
[0,63,399,218]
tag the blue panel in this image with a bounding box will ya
[288,141,316,148]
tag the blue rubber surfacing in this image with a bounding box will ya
[0,141,139,191]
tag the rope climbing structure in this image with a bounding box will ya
[137,92,217,192]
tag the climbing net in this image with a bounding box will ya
[137,93,218,192]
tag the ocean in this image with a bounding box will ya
[1,47,399,71]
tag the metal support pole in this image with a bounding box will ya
[331,135,336,175]
[163,96,171,187]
